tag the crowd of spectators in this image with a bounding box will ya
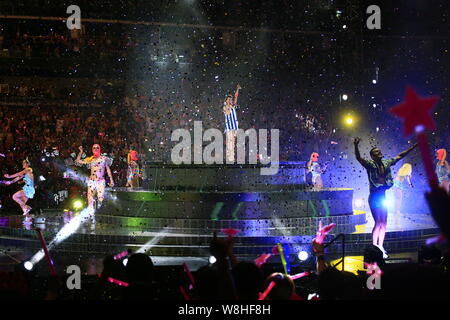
[1,219,449,300]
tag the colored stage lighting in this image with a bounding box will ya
[30,207,95,266]
[383,198,394,209]
[345,116,354,125]
[24,261,34,271]
[298,251,309,262]
[73,200,83,210]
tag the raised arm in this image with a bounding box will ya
[5,175,22,185]
[393,143,418,164]
[4,169,26,179]
[75,146,88,165]
[307,159,313,171]
[353,137,370,168]
[233,84,241,106]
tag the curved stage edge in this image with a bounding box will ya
[0,162,439,273]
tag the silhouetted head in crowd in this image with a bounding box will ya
[318,267,362,300]
[418,245,442,265]
[101,255,125,278]
[364,244,385,269]
[381,263,450,299]
[232,262,264,300]
[263,273,295,300]
[124,253,154,300]
[125,253,154,283]
[193,265,219,300]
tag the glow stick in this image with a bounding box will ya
[254,253,271,268]
[258,281,276,300]
[426,234,446,245]
[289,272,309,280]
[179,285,190,300]
[35,228,57,276]
[113,250,129,260]
[183,263,195,289]
[107,277,129,287]
[277,243,288,275]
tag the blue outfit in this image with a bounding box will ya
[23,174,35,199]
[357,157,399,210]
[393,177,409,191]
[436,162,449,183]
[309,162,322,183]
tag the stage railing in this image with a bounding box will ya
[324,233,345,271]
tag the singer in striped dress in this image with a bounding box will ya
[223,84,241,162]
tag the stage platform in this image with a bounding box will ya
[0,162,439,275]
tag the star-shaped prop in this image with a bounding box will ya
[389,86,439,137]
[389,86,440,189]
[313,221,336,245]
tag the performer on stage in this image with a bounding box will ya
[76,144,114,209]
[307,152,326,190]
[392,163,413,229]
[436,149,450,193]
[3,158,35,215]
[126,149,140,188]
[354,137,417,258]
[223,84,241,163]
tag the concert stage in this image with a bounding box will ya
[0,163,439,274]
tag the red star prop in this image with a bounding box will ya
[389,86,439,137]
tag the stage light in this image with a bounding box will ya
[24,261,34,271]
[344,115,354,126]
[342,24,347,29]
[383,198,394,209]
[298,251,309,261]
[73,200,83,210]
[373,103,377,108]
[41,157,46,162]
[342,94,348,101]
[123,258,128,266]
[372,79,377,84]
[29,207,95,266]
[354,198,364,208]
[376,127,380,132]
[136,227,169,254]
[209,256,216,264]
[39,175,46,181]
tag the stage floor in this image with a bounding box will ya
[1,210,437,235]
[358,211,437,233]
[0,210,438,275]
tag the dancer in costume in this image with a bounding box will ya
[126,149,140,188]
[354,137,417,258]
[223,84,241,163]
[3,158,35,215]
[392,163,413,229]
[307,152,327,190]
[76,144,114,209]
[435,149,450,193]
